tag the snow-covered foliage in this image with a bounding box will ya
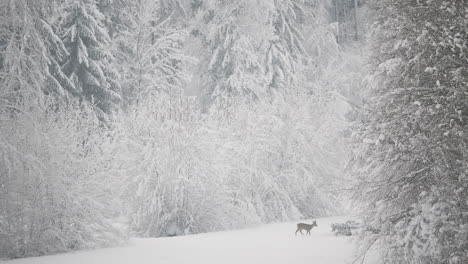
[0,100,124,259]
[330,220,360,236]
[217,95,344,220]
[113,0,191,104]
[1,0,353,260]
[187,0,271,106]
[105,85,344,237]
[1,2,125,253]
[350,1,468,263]
[108,91,244,237]
[60,0,122,117]
[0,0,74,104]
[187,0,327,107]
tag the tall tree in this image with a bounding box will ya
[0,0,75,108]
[188,0,271,107]
[60,0,121,117]
[114,0,190,104]
[188,0,326,107]
[350,0,468,263]
[266,0,325,91]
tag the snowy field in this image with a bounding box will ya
[5,216,377,264]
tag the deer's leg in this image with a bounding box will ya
[300,230,304,235]
[307,229,311,235]
[295,229,299,236]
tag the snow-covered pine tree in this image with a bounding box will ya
[188,0,272,108]
[188,0,328,107]
[1,1,125,259]
[351,0,468,263]
[266,0,326,92]
[0,0,75,107]
[60,0,121,117]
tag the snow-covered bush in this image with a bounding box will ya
[109,85,346,237]
[108,91,258,237]
[228,98,343,220]
[0,100,124,259]
[331,221,360,236]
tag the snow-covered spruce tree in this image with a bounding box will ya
[60,0,121,117]
[0,3,124,257]
[266,0,327,91]
[97,0,133,39]
[0,0,75,106]
[188,0,275,107]
[188,0,327,107]
[350,0,468,263]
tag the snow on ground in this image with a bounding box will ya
[5,216,377,264]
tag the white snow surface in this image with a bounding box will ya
[5,216,377,264]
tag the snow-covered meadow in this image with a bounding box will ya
[4,217,377,264]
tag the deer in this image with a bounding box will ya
[295,220,318,235]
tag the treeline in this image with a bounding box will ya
[350,0,468,263]
[0,0,346,259]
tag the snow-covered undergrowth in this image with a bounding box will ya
[4,216,377,264]
[108,91,346,237]
[0,0,350,258]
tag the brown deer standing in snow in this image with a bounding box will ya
[295,220,318,235]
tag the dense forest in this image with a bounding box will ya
[0,0,467,263]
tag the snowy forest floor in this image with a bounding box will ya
[4,216,378,264]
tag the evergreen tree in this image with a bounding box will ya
[266,0,324,91]
[0,0,75,107]
[97,0,131,39]
[60,0,122,117]
[189,0,271,107]
[188,0,326,107]
[350,1,468,263]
